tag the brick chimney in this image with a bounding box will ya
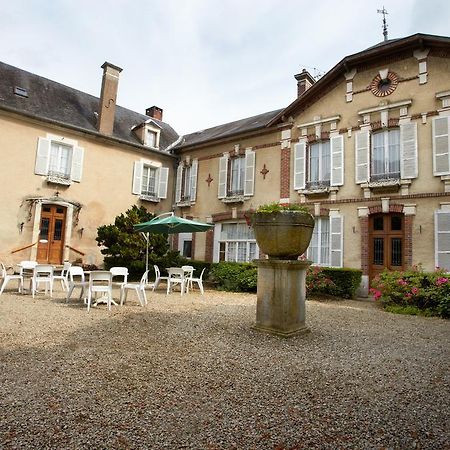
[146,106,163,121]
[97,62,123,135]
[294,69,315,98]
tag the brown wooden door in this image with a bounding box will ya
[369,213,404,280]
[37,205,66,264]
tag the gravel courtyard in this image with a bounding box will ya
[0,288,449,449]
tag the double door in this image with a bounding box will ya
[36,205,66,264]
[369,213,404,280]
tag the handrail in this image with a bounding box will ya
[11,241,38,254]
[65,245,85,256]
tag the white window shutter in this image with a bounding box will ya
[71,146,84,182]
[330,214,343,268]
[35,137,51,175]
[432,117,450,176]
[244,148,255,196]
[158,167,169,199]
[175,164,183,203]
[190,158,198,201]
[400,122,418,179]
[218,153,229,199]
[330,135,344,186]
[294,142,306,190]
[355,130,369,183]
[132,161,143,194]
[435,209,450,271]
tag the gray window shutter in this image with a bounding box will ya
[294,142,306,190]
[218,153,228,199]
[244,148,255,196]
[433,117,450,176]
[435,209,450,271]
[330,135,344,186]
[132,161,143,194]
[158,167,169,199]
[330,214,343,267]
[35,137,51,175]
[175,164,183,203]
[400,122,418,179]
[71,146,84,182]
[355,130,369,183]
[190,158,198,201]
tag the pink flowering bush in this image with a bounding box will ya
[370,266,450,318]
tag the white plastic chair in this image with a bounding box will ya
[110,266,128,289]
[31,264,54,298]
[153,265,169,291]
[53,261,71,291]
[0,262,23,295]
[181,265,194,292]
[188,268,206,295]
[87,271,113,312]
[166,267,186,296]
[19,260,38,292]
[120,270,153,307]
[66,266,88,304]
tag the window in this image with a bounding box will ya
[132,160,169,201]
[218,149,255,200]
[432,116,450,176]
[435,208,450,271]
[294,135,343,191]
[178,233,193,258]
[307,217,330,265]
[146,129,157,148]
[175,159,198,204]
[218,223,258,262]
[35,135,84,185]
[308,141,331,189]
[371,129,400,181]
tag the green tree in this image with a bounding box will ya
[96,205,169,276]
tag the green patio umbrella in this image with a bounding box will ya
[133,212,213,271]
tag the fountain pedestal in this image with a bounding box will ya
[253,259,310,337]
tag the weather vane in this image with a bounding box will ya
[377,6,389,41]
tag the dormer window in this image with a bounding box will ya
[132,120,161,148]
[146,129,158,148]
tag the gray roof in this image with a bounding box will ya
[0,61,179,152]
[179,109,283,148]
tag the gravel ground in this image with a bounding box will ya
[0,286,449,450]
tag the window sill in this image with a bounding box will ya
[46,175,72,186]
[298,186,338,200]
[139,194,160,203]
[361,179,411,197]
[176,200,195,207]
[221,195,247,204]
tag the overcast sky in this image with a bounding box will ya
[1,0,449,136]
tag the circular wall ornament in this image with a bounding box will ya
[370,71,399,97]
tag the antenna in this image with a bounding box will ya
[377,6,389,41]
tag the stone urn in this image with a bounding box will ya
[251,209,315,259]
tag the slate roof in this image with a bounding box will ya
[178,109,283,148]
[0,61,179,153]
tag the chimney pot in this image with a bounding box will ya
[146,106,163,121]
[97,62,123,135]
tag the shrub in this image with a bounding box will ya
[210,262,257,292]
[370,266,450,318]
[306,266,362,299]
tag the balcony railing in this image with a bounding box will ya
[305,180,330,191]
[46,170,71,186]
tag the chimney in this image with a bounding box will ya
[294,69,315,98]
[97,62,123,135]
[146,106,163,121]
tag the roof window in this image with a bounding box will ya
[14,86,28,98]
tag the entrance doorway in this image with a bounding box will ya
[369,213,404,280]
[36,205,66,264]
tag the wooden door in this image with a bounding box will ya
[37,205,66,264]
[369,213,404,280]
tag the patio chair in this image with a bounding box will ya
[87,271,113,312]
[53,261,71,291]
[0,262,23,295]
[181,265,194,293]
[166,267,187,296]
[188,267,206,295]
[67,266,88,304]
[120,270,152,307]
[31,264,54,298]
[153,265,169,291]
[110,266,128,290]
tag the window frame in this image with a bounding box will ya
[228,155,245,196]
[216,222,258,263]
[370,128,401,182]
[307,140,331,189]
[141,164,158,197]
[307,217,331,266]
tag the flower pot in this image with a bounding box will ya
[251,210,315,260]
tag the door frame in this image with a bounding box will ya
[30,200,74,262]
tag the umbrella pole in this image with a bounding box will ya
[142,232,149,273]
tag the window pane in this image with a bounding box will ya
[309,143,320,182]
[183,166,191,199]
[372,132,385,176]
[320,218,330,265]
[227,242,236,261]
[183,240,192,258]
[237,242,246,262]
[321,141,331,182]
[388,129,400,176]
[373,216,384,231]
[50,142,72,177]
[53,219,63,241]
[373,238,384,265]
[40,218,49,240]
[391,216,402,231]
[391,238,402,266]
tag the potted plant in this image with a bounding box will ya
[251,202,315,260]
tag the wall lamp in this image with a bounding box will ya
[78,227,84,238]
